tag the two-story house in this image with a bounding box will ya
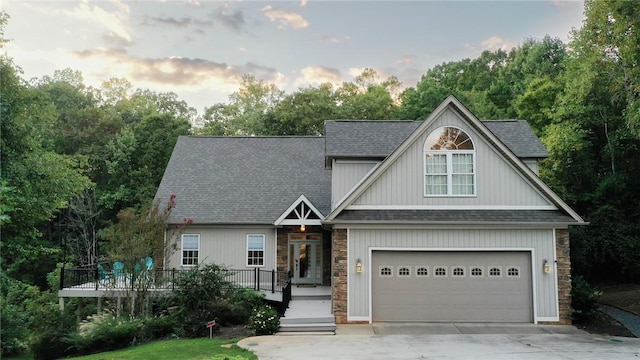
[154,96,585,325]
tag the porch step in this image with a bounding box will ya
[279,298,335,334]
[278,322,336,333]
[280,316,335,325]
[292,295,331,301]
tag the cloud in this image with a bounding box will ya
[294,66,343,87]
[262,6,309,29]
[55,1,133,45]
[213,4,246,33]
[143,16,212,28]
[396,55,416,65]
[318,34,351,44]
[73,48,287,92]
[300,0,308,7]
[480,36,515,51]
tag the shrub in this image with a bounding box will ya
[571,275,602,323]
[1,302,29,357]
[142,315,178,339]
[246,305,280,336]
[73,314,145,355]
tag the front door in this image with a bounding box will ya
[289,234,322,285]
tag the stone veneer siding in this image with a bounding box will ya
[332,228,348,324]
[548,228,572,325]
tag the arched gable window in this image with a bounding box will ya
[424,126,476,196]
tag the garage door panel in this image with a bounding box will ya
[372,251,532,322]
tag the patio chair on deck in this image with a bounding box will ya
[97,264,111,284]
[112,261,125,287]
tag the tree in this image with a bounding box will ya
[199,75,284,135]
[0,56,92,286]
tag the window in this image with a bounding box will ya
[181,234,200,266]
[416,266,429,277]
[489,267,502,277]
[247,234,265,267]
[424,126,475,196]
[452,266,465,277]
[434,266,447,277]
[470,267,483,277]
[398,267,411,277]
[380,266,393,277]
[507,267,520,278]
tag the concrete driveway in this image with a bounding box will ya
[238,324,640,360]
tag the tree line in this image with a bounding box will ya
[1,0,638,303]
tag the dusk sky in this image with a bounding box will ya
[4,0,585,114]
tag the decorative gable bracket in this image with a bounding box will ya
[274,195,324,227]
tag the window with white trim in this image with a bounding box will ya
[434,266,447,277]
[246,234,265,267]
[452,266,465,277]
[416,266,429,277]
[424,126,476,196]
[181,234,200,266]
[470,267,484,277]
[507,267,520,278]
[489,266,502,277]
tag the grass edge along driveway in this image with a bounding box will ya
[67,338,257,360]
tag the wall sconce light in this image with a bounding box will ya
[356,259,363,274]
[300,224,305,232]
[543,260,551,274]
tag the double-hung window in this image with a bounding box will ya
[424,126,476,196]
[181,234,200,266]
[247,234,265,267]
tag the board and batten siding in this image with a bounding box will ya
[347,228,558,322]
[332,160,379,209]
[165,227,276,270]
[351,109,552,208]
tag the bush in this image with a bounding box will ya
[73,314,145,355]
[1,302,29,357]
[142,315,178,339]
[246,305,280,336]
[169,264,260,337]
[571,275,602,323]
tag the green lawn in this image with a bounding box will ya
[66,338,257,360]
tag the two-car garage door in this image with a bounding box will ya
[371,251,532,322]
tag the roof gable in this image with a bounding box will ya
[274,194,325,226]
[326,96,584,223]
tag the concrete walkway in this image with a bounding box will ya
[238,324,640,360]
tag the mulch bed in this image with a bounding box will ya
[575,311,636,338]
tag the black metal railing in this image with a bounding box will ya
[60,266,291,298]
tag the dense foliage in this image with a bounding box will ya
[1,1,639,356]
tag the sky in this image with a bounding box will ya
[3,0,586,114]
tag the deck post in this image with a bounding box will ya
[59,266,65,291]
[59,297,65,310]
[97,297,102,313]
[116,296,122,317]
[271,270,275,293]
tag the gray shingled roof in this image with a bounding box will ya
[324,119,548,160]
[154,136,331,224]
[331,210,577,224]
[483,120,549,158]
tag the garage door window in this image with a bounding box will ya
[379,266,393,277]
[452,266,465,277]
[489,266,502,277]
[507,267,520,278]
[434,266,447,277]
[416,266,429,277]
[398,267,411,277]
[470,267,483,277]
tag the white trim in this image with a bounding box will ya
[346,316,370,322]
[246,233,266,268]
[346,228,351,320]
[423,126,477,197]
[537,316,560,322]
[278,219,323,226]
[273,194,325,226]
[345,204,558,210]
[180,233,200,267]
[366,247,537,323]
[531,248,539,323]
